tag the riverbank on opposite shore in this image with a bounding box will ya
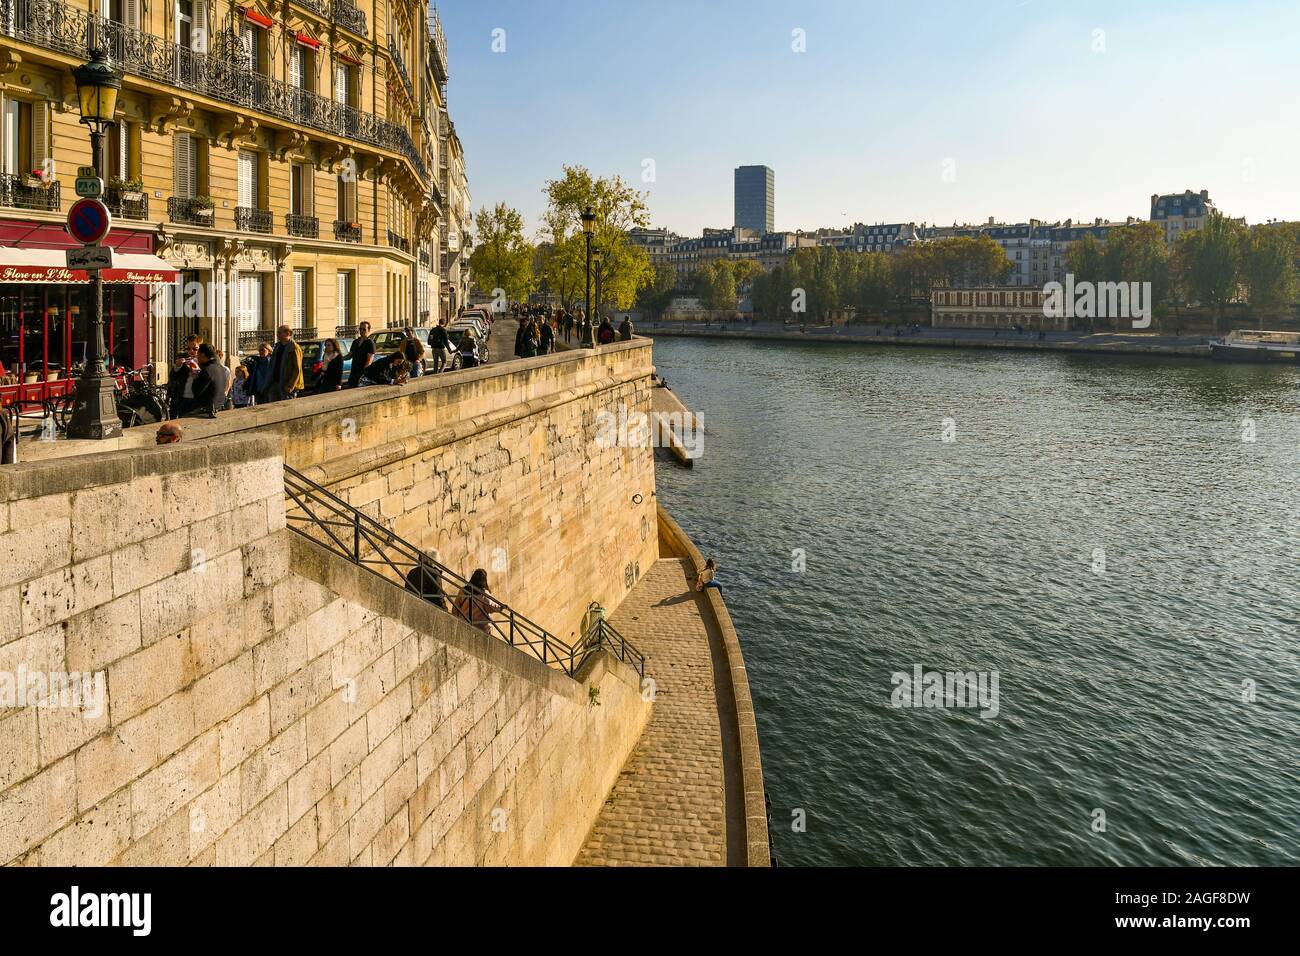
[643,320,1214,359]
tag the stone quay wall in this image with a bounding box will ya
[21,341,662,649]
[0,435,650,866]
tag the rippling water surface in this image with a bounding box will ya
[651,336,1300,867]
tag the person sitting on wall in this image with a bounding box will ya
[694,558,721,593]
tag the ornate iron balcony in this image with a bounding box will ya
[332,0,367,36]
[236,207,273,234]
[334,220,362,243]
[104,186,149,220]
[1,0,424,183]
[238,327,317,354]
[286,214,319,238]
[168,196,214,226]
[387,230,410,253]
[0,174,60,211]
[388,37,414,100]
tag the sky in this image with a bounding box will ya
[438,0,1300,238]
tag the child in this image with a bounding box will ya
[231,364,254,408]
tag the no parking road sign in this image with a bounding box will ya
[67,197,112,245]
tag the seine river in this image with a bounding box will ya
[650,335,1300,867]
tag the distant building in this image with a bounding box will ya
[735,165,775,233]
[1150,190,1215,248]
[931,287,1060,331]
[628,228,682,271]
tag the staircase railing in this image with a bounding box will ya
[284,465,645,680]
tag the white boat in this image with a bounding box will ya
[1210,329,1300,363]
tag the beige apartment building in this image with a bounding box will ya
[0,0,466,391]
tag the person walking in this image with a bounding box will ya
[188,344,224,418]
[618,315,634,341]
[167,334,202,418]
[521,319,539,358]
[538,317,554,355]
[429,319,451,373]
[248,343,273,405]
[597,316,616,345]
[453,568,503,634]
[267,325,304,402]
[563,310,574,343]
[231,364,254,408]
[513,319,527,359]
[346,321,376,388]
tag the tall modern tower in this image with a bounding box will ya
[734,165,775,234]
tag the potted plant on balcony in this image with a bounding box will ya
[192,195,216,224]
[109,176,145,202]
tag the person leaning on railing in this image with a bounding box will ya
[453,569,504,633]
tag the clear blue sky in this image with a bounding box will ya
[439,0,1300,237]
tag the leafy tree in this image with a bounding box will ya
[537,233,586,310]
[1173,212,1246,332]
[1241,226,1298,325]
[1066,234,1105,284]
[543,165,652,311]
[468,202,534,304]
[703,260,738,312]
[1102,222,1171,323]
[753,265,786,320]
[854,252,895,317]
[635,262,677,316]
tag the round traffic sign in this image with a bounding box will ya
[67,198,112,245]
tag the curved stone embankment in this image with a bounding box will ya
[648,326,1210,359]
[576,507,770,867]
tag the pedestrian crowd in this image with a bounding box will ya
[508,303,634,359]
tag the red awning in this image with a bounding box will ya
[336,52,363,65]
[0,248,178,284]
[244,9,273,28]
[295,32,321,49]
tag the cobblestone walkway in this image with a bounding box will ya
[576,558,740,866]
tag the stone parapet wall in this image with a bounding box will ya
[0,435,650,866]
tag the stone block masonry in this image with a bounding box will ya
[0,435,650,866]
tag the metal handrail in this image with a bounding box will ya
[283,466,646,680]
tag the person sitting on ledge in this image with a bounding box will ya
[694,558,720,593]
[359,351,410,387]
[155,422,183,444]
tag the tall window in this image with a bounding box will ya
[336,271,353,330]
[293,269,310,330]
[236,274,263,334]
[0,99,49,177]
[290,163,313,217]
[1,99,18,176]
[176,0,205,49]
[333,63,351,107]
[173,132,198,198]
[237,150,257,209]
[336,173,354,222]
[240,22,262,73]
[289,45,314,93]
[105,121,132,181]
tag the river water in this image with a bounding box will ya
[650,335,1300,867]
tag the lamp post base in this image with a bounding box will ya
[66,375,123,440]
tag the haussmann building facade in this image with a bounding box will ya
[0,0,467,393]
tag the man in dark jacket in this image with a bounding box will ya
[538,319,554,355]
[618,316,634,341]
[346,321,376,388]
[428,320,451,373]
[188,345,224,418]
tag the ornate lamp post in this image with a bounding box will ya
[593,247,603,323]
[581,207,595,347]
[67,47,123,440]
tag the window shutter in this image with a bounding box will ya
[237,150,254,208]
[293,271,307,328]
[124,0,140,28]
[289,46,302,89]
[337,272,349,326]
[117,122,129,179]
[334,64,347,105]
[193,0,207,51]
[172,132,195,198]
[302,167,314,217]
[29,101,48,174]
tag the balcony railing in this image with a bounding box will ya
[167,196,214,226]
[286,213,319,238]
[238,327,317,354]
[387,230,410,253]
[0,174,60,212]
[334,220,361,243]
[332,0,367,36]
[0,0,424,184]
[388,37,413,100]
[104,186,148,220]
[235,207,273,234]
[293,0,328,16]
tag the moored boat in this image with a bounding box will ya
[1210,329,1300,363]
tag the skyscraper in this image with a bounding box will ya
[734,165,775,234]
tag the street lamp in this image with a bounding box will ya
[581,207,595,347]
[67,47,123,441]
[593,247,603,324]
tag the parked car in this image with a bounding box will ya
[450,317,490,343]
[449,326,489,367]
[372,328,459,375]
